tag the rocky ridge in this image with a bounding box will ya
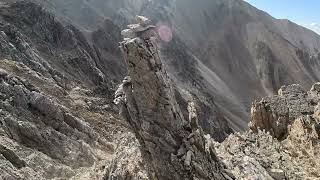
[0,2,146,179]
[214,84,320,179]
[0,1,320,180]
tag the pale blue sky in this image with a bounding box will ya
[245,0,320,34]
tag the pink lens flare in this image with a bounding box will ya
[157,24,173,43]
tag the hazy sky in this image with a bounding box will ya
[245,0,320,34]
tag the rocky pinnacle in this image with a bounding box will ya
[114,16,232,179]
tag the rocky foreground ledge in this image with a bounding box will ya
[115,16,320,180]
[215,84,320,179]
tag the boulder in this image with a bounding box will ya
[135,15,151,27]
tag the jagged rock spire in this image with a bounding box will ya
[120,15,156,40]
[114,16,232,180]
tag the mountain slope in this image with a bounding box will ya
[0,1,320,179]
[21,0,320,131]
[160,0,320,130]
[0,2,147,179]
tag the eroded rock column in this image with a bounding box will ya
[114,16,231,180]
